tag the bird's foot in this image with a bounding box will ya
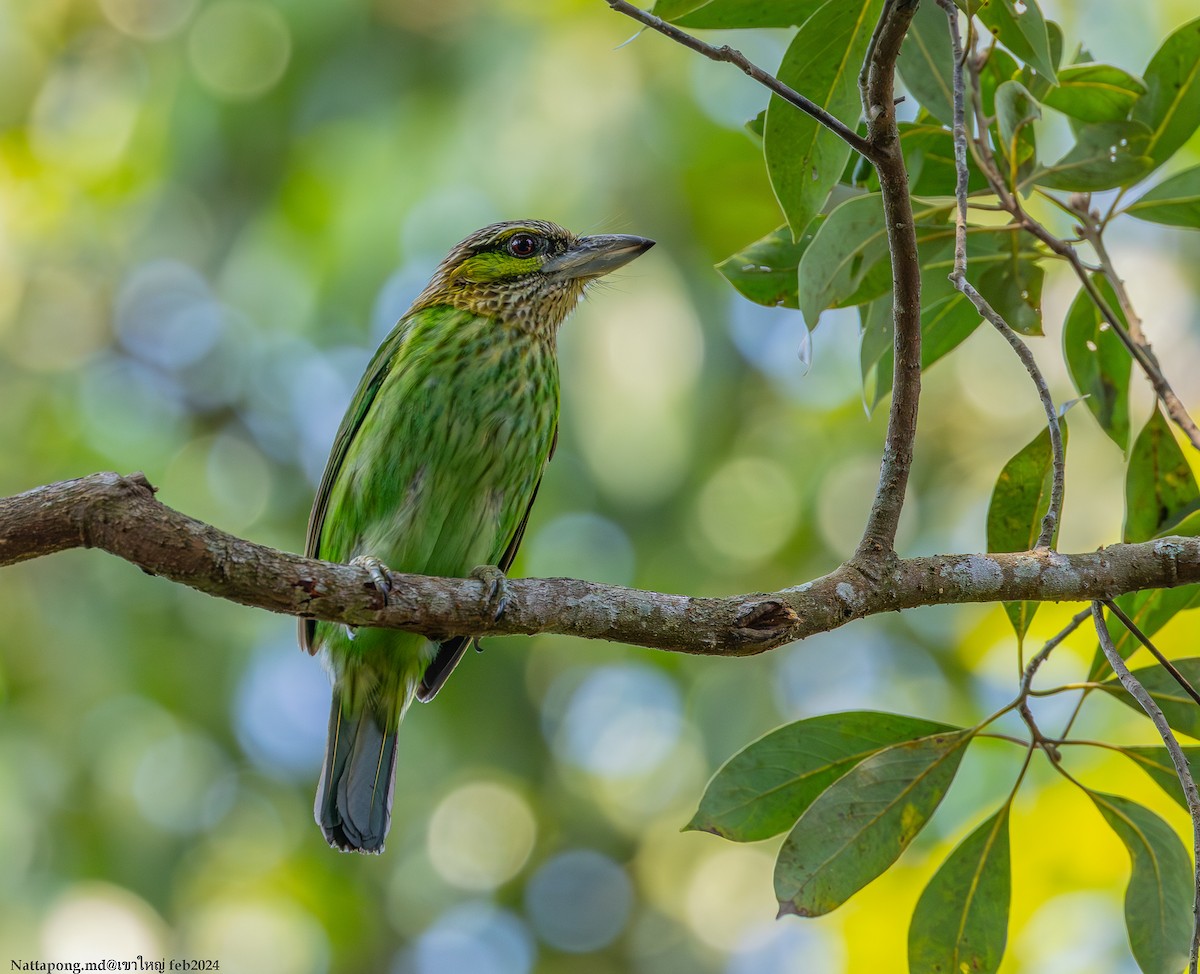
[469,564,510,622]
[351,555,394,597]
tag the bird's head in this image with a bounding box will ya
[412,220,655,335]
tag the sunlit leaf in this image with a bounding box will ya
[1033,120,1154,192]
[1062,275,1132,450]
[1126,165,1200,228]
[1089,791,1192,974]
[686,711,961,842]
[897,0,956,126]
[908,807,1011,974]
[715,218,823,310]
[1132,16,1200,169]
[987,423,1064,640]
[1101,658,1200,740]
[1042,63,1147,123]
[978,0,1058,84]
[775,731,972,917]
[1120,745,1200,812]
[1125,408,1199,544]
[765,0,883,235]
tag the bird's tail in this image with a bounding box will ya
[315,690,398,854]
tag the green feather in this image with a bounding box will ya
[303,220,653,853]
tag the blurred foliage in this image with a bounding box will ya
[2,0,1200,972]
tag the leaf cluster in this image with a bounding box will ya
[651,0,1200,969]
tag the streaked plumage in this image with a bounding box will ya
[301,220,654,852]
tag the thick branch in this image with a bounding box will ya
[855,0,922,564]
[6,473,1200,657]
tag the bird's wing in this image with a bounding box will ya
[300,318,416,654]
[415,425,558,702]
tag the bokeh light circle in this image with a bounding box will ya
[406,902,535,974]
[545,664,683,779]
[524,850,633,953]
[427,781,537,891]
[187,1,291,100]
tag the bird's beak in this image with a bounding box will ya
[542,234,656,280]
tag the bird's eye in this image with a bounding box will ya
[507,234,540,258]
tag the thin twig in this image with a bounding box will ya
[1018,607,1093,698]
[602,0,873,158]
[958,48,1200,452]
[1103,598,1200,709]
[939,0,1064,549]
[1093,602,1200,974]
[1012,606,1093,756]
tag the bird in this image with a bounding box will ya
[300,220,655,853]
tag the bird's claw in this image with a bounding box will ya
[351,555,394,598]
[469,564,510,622]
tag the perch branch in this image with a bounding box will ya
[5,473,1200,657]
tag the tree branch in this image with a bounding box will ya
[1093,602,1200,974]
[601,0,873,158]
[939,0,1064,549]
[854,0,922,565]
[6,473,1200,657]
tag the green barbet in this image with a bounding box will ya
[301,220,654,853]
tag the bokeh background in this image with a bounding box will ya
[2,0,1200,971]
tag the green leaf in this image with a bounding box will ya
[1089,791,1192,974]
[1101,658,1200,740]
[863,229,1042,408]
[897,0,956,126]
[898,124,990,197]
[987,422,1064,639]
[1125,407,1200,544]
[649,0,709,22]
[1062,275,1132,450]
[797,195,952,324]
[775,731,971,917]
[686,711,961,842]
[1033,120,1154,192]
[908,807,1011,974]
[715,218,824,310]
[978,47,1021,120]
[1132,16,1200,170]
[1042,63,1147,123]
[1126,165,1200,229]
[1121,745,1200,813]
[1086,409,1200,677]
[977,0,1058,84]
[765,0,883,235]
[664,0,827,28]
[744,108,766,143]
[995,80,1041,154]
[974,230,1044,335]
